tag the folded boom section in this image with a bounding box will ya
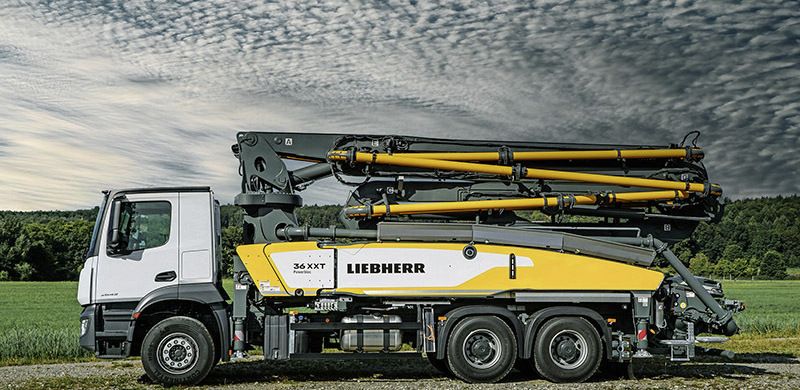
[233,132,721,244]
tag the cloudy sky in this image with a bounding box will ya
[1,1,798,211]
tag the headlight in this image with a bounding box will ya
[80,318,90,336]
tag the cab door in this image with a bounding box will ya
[94,193,179,303]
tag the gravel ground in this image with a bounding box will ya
[1,355,798,389]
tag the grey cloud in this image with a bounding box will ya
[0,44,28,66]
[0,0,798,210]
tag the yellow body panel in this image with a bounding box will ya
[236,241,320,296]
[236,242,665,297]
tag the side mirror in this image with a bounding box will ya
[108,200,124,254]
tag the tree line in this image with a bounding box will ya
[673,196,800,280]
[0,197,796,281]
[0,205,344,281]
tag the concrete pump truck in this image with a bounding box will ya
[77,131,743,385]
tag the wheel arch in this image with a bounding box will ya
[521,306,612,360]
[128,284,229,361]
[435,305,525,360]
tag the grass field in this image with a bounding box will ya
[723,280,800,336]
[0,281,89,365]
[0,280,797,366]
[0,280,234,366]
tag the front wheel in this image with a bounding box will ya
[141,316,215,386]
[533,317,602,383]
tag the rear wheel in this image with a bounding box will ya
[141,316,215,386]
[446,316,516,383]
[533,317,601,383]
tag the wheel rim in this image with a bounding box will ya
[462,329,503,369]
[548,329,588,370]
[157,332,199,375]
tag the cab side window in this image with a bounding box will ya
[118,201,171,251]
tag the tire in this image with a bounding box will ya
[426,353,452,376]
[446,316,517,383]
[141,316,216,386]
[533,317,602,383]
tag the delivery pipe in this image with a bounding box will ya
[388,147,704,162]
[596,235,738,336]
[328,151,719,194]
[344,190,688,218]
[277,226,377,241]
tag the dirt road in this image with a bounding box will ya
[2,354,799,389]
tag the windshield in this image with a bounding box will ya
[85,192,109,258]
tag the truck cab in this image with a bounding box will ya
[77,187,229,371]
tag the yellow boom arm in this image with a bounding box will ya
[387,147,702,162]
[328,151,716,194]
[344,190,688,217]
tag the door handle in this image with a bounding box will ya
[155,271,176,282]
